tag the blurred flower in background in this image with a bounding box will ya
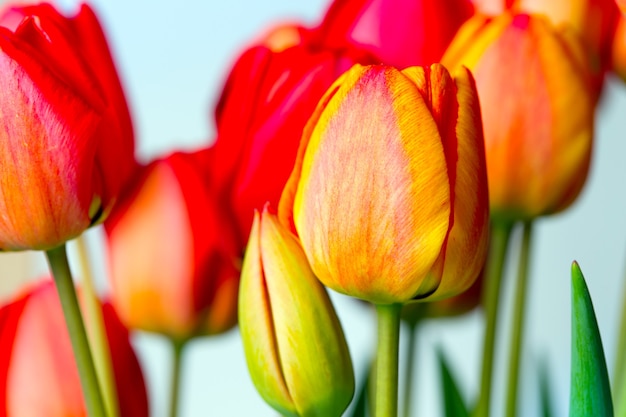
[0,279,148,417]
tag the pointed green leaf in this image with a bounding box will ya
[438,349,470,417]
[539,359,554,417]
[569,261,613,417]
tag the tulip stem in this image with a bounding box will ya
[46,244,107,417]
[475,220,514,417]
[75,235,119,417]
[375,303,403,417]
[505,221,533,417]
[169,339,186,417]
[402,321,419,417]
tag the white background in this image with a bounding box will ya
[2,1,626,416]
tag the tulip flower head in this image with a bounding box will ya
[0,280,148,417]
[280,63,489,305]
[0,3,136,250]
[239,208,354,417]
[443,13,595,220]
[106,150,240,342]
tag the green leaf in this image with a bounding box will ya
[538,359,554,417]
[569,261,613,417]
[438,349,470,417]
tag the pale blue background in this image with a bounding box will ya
[39,1,626,415]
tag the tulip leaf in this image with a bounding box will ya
[538,360,554,417]
[349,362,372,417]
[569,261,613,417]
[438,349,470,417]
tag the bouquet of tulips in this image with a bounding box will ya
[1,0,626,416]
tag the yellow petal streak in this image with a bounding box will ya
[294,66,451,304]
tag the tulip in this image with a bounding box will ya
[211,33,376,251]
[316,0,475,68]
[443,13,595,219]
[472,0,620,94]
[105,150,240,341]
[0,3,136,250]
[239,207,354,417]
[0,279,148,417]
[279,63,489,305]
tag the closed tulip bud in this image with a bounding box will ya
[443,13,595,219]
[0,3,136,250]
[105,150,240,341]
[317,0,474,68]
[239,207,354,417]
[0,280,148,417]
[279,63,489,305]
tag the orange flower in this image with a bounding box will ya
[105,150,239,341]
[239,207,354,416]
[473,0,620,80]
[280,63,489,305]
[443,13,595,219]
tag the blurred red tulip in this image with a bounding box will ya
[0,280,148,417]
[105,150,240,341]
[0,3,136,250]
[316,0,475,68]
[211,33,375,250]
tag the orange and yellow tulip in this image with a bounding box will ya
[239,207,354,417]
[443,13,595,219]
[280,63,489,305]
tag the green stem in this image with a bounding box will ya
[45,244,107,417]
[505,221,533,417]
[402,321,418,417]
[76,236,119,417]
[613,250,626,417]
[375,303,403,417]
[169,339,186,417]
[474,220,514,417]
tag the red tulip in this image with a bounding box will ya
[211,32,376,250]
[105,150,240,341]
[0,280,148,417]
[0,3,136,250]
[315,0,475,68]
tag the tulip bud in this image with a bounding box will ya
[0,280,148,417]
[279,63,489,305]
[443,13,595,220]
[239,207,354,417]
[0,4,136,250]
[105,150,240,341]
